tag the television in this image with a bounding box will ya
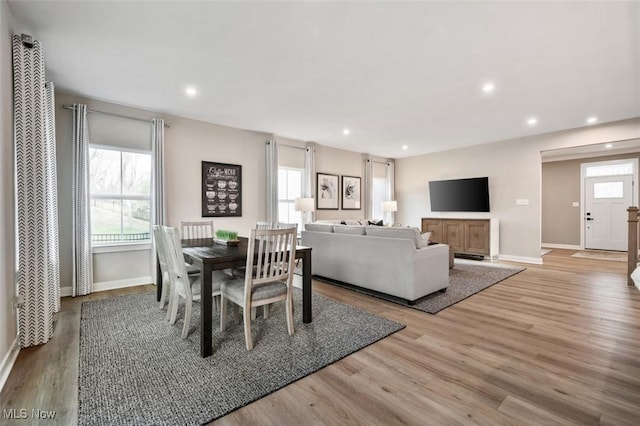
[429,177,490,212]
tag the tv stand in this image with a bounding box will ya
[421,218,499,261]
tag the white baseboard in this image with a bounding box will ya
[499,254,543,265]
[541,243,582,250]
[0,338,19,393]
[60,276,152,298]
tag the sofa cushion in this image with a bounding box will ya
[365,226,423,249]
[344,219,365,226]
[305,223,335,233]
[333,225,366,235]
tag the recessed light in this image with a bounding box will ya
[586,116,598,124]
[605,143,613,148]
[343,129,350,135]
[482,82,495,93]
[527,117,538,126]
[402,145,408,150]
[185,86,197,97]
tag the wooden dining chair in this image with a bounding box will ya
[163,226,225,339]
[220,226,297,350]
[180,220,214,239]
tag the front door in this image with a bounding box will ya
[585,175,633,251]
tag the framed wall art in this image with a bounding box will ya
[341,175,361,210]
[202,161,242,217]
[316,172,339,210]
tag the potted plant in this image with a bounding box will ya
[214,229,239,246]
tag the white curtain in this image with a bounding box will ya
[151,118,165,283]
[13,35,60,348]
[363,156,373,219]
[386,161,396,225]
[72,103,93,296]
[266,139,279,223]
[304,143,316,223]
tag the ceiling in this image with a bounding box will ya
[8,0,640,159]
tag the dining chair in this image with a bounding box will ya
[163,226,225,339]
[220,226,297,350]
[180,220,214,239]
[153,225,200,316]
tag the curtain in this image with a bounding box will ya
[386,161,396,225]
[72,103,93,296]
[304,143,316,223]
[13,34,60,348]
[151,118,165,283]
[266,139,279,223]
[363,156,373,219]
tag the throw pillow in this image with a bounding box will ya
[420,232,432,247]
[368,219,383,226]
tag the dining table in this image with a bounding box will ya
[156,237,312,357]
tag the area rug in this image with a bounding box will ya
[571,250,629,262]
[316,259,525,314]
[78,290,404,426]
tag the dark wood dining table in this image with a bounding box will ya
[156,237,312,357]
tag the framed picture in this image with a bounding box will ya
[202,161,242,217]
[341,175,361,210]
[316,172,339,210]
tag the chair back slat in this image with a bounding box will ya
[246,227,296,287]
[180,221,214,239]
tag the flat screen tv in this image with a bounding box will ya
[429,177,490,212]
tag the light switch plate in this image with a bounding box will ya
[572,201,579,207]
[516,199,529,206]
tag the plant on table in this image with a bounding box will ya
[215,229,238,241]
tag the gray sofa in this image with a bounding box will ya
[301,223,449,303]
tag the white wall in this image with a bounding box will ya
[396,118,640,263]
[0,0,17,388]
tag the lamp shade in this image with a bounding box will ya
[382,200,398,212]
[295,197,315,212]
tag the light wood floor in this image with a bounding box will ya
[1,249,639,425]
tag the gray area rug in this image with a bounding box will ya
[316,259,525,314]
[78,290,404,426]
[571,250,628,262]
[412,259,525,313]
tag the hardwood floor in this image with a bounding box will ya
[1,249,639,425]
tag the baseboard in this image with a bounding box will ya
[0,338,19,393]
[499,254,543,265]
[60,276,152,297]
[541,243,582,250]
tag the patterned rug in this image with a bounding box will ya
[316,259,525,314]
[78,290,404,425]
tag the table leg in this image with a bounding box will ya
[201,264,213,357]
[156,261,162,302]
[302,250,312,323]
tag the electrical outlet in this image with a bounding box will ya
[516,199,529,206]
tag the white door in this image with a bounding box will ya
[585,175,633,251]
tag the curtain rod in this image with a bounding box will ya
[63,104,170,127]
[279,143,306,151]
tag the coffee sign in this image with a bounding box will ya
[202,161,242,217]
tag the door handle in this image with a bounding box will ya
[586,217,594,221]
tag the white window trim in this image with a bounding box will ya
[92,242,152,253]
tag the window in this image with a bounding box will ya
[586,162,633,177]
[372,177,387,220]
[594,181,624,199]
[278,167,303,231]
[89,146,151,244]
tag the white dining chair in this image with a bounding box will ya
[153,225,200,317]
[180,220,214,239]
[163,226,226,339]
[220,226,297,350]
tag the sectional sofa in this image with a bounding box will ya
[301,222,449,303]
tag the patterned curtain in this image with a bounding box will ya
[72,104,93,296]
[386,161,396,225]
[363,156,373,219]
[13,35,60,348]
[265,139,279,223]
[304,143,316,223]
[151,118,165,283]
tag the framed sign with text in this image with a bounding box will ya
[202,161,242,217]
